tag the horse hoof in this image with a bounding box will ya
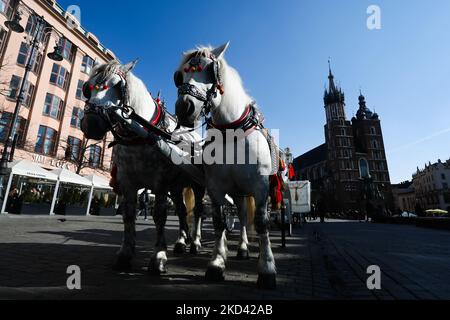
[148,260,167,275]
[205,266,225,282]
[190,243,201,255]
[114,255,132,272]
[173,243,186,255]
[257,274,277,290]
[236,249,249,260]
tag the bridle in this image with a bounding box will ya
[82,69,169,146]
[176,53,264,135]
[175,53,225,122]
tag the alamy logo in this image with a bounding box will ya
[366,265,381,290]
[66,265,81,290]
[367,5,382,30]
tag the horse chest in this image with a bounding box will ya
[114,146,171,188]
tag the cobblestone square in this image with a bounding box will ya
[0,215,449,300]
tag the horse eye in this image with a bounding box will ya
[83,82,92,99]
[174,71,184,88]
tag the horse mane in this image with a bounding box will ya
[179,46,253,108]
[92,60,154,118]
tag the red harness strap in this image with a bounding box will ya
[150,100,162,126]
[211,105,251,130]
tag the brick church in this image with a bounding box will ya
[293,64,392,212]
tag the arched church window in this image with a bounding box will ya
[359,158,370,178]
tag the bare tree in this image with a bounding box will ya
[0,59,12,101]
[58,137,113,174]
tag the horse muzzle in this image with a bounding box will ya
[81,107,111,141]
[175,95,201,128]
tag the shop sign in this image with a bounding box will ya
[32,155,73,171]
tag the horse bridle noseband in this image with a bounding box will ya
[176,54,224,120]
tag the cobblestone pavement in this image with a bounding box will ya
[0,214,449,300]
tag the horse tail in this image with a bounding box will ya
[246,196,256,237]
[183,188,195,225]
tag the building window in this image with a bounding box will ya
[22,79,35,107]
[0,0,7,14]
[89,145,102,168]
[0,27,6,55]
[7,75,35,108]
[16,42,41,70]
[25,15,35,35]
[443,183,449,190]
[59,37,75,62]
[17,42,29,65]
[43,93,64,120]
[50,63,70,90]
[35,125,58,156]
[7,75,20,100]
[442,174,446,180]
[32,53,43,74]
[81,55,94,74]
[0,112,27,147]
[359,158,370,179]
[71,107,84,129]
[76,80,86,100]
[0,0,14,18]
[66,136,82,162]
[370,127,376,135]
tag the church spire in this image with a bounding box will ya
[324,60,344,105]
[328,59,337,93]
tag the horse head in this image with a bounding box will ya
[81,60,139,140]
[174,43,230,128]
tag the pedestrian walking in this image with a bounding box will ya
[139,189,150,221]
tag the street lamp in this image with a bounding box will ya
[0,3,65,194]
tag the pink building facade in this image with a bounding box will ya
[0,0,116,181]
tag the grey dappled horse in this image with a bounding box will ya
[80,60,205,274]
[174,43,277,289]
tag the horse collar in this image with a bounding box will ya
[207,102,263,133]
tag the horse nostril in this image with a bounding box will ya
[176,98,195,118]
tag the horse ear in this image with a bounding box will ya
[122,59,139,73]
[212,42,230,59]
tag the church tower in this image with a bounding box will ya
[324,61,346,123]
[323,63,358,211]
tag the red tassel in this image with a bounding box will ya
[217,84,225,95]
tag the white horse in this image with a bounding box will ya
[174,43,277,289]
[81,60,206,273]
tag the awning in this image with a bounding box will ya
[7,160,58,181]
[51,168,92,187]
[84,174,112,190]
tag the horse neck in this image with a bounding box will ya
[128,74,156,122]
[211,66,252,125]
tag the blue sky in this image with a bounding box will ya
[59,0,450,183]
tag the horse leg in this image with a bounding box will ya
[190,186,205,255]
[116,193,137,272]
[148,192,168,275]
[234,196,250,260]
[254,193,277,290]
[205,202,227,282]
[172,189,190,255]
